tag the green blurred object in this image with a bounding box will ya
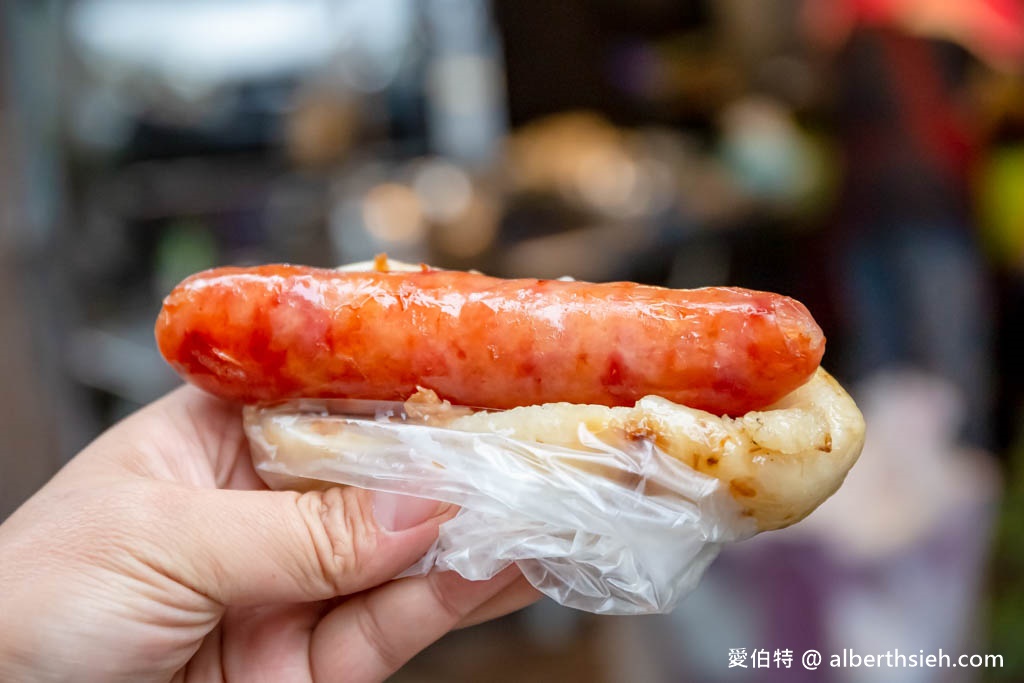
[978,144,1024,271]
[987,418,1024,681]
[154,221,219,297]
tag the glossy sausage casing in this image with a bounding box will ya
[155,265,825,415]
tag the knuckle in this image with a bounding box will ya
[355,598,407,674]
[426,572,468,624]
[295,487,379,594]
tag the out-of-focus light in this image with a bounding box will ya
[573,148,635,207]
[362,183,425,244]
[70,0,337,87]
[427,56,501,117]
[332,0,414,93]
[434,196,499,258]
[635,158,677,217]
[573,147,640,217]
[719,96,813,203]
[285,94,357,167]
[412,159,473,222]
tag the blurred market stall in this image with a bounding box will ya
[3,0,1024,680]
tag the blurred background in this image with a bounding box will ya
[1,0,1023,680]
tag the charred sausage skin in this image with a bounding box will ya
[155,265,825,415]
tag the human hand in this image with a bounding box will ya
[0,386,539,683]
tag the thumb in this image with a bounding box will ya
[152,485,452,605]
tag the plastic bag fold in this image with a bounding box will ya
[244,399,757,615]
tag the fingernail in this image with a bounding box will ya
[372,491,448,532]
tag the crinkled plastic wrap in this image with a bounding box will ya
[244,399,759,615]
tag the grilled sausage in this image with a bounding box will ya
[155,264,825,415]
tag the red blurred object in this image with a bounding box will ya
[806,0,1024,69]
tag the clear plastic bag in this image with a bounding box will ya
[244,399,758,615]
